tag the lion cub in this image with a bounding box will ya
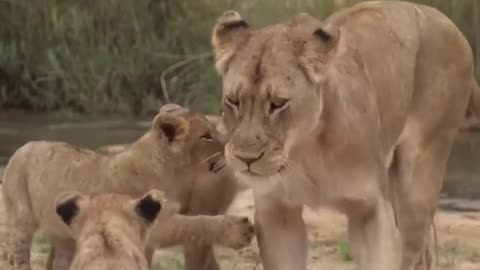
[55,190,166,270]
[2,104,253,270]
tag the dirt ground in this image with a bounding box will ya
[0,186,479,270]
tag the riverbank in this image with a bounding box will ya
[1,118,480,197]
[0,187,479,270]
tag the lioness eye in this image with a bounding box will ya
[270,97,289,113]
[201,133,213,142]
[225,96,240,109]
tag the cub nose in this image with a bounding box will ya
[235,151,265,166]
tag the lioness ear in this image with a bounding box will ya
[299,24,339,84]
[134,189,165,224]
[152,113,189,146]
[55,192,89,226]
[212,10,250,74]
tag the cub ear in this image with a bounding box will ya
[134,189,166,224]
[152,113,189,146]
[159,103,190,115]
[212,10,250,74]
[55,192,89,226]
[205,114,228,144]
[312,25,338,48]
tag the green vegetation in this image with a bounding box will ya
[337,240,353,261]
[440,240,480,267]
[31,234,50,254]
[0,0,478,116]
[150,259,183,270]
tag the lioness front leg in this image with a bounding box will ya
[254,192,307,270]
[347,196,401,270]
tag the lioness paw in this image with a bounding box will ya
[219,216,254,249]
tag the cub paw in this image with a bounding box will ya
[219,215,255,249]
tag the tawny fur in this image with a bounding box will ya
[2,105,254,270]
[55,191,166,270]
[212,1,480,270]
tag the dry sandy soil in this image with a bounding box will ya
[0,186,479,270]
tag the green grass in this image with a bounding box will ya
[439,240,480,267]
[337,241,353,261]
[0,0,478,116]
[150,257,183,270]
[31,234,50,254]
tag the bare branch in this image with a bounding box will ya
[160,51,213,104]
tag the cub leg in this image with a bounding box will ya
[48,239,75,270]
[46,247,54,270]
[3,174,36,270]
[181,176,242,270]
[149,214,254,249]
[4,218,35,270]
[184,245,219,270]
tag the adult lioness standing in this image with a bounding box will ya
[211,1,480,270]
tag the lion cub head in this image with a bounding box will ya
[134,104,227,177]
[55,190,166,270]
[211,11,339,183]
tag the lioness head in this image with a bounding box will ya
[212,11,338,181]
[142,104,227,174]
[55,190,166,244]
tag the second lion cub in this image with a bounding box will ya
[55,190,166,270]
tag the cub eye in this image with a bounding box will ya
[201,132,213,142]
[269,97,289,113]
[224,95,240,109]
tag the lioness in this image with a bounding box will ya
[2,104,253,270]
[54,190,166,270]
[211,1,480,270]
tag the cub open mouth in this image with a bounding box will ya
[209,160,226,174]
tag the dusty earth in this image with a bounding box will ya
[0,185,479,270]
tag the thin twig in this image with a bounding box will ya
[230,251,241,270]
[433,216,439,267]
[160,51,213,103]
[253,253,260,270]
[474,0,479,71]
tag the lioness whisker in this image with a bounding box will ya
[283,159,323,194]
[277,171,292,200]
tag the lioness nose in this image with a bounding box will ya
[235,151,265,166]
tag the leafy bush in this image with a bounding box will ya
[0,0,478,115]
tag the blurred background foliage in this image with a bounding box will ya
[0,0,478,116]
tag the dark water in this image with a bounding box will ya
[0,113,479,199]
[0,112,149,165]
